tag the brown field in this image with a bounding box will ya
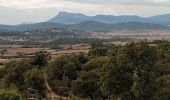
[0,47,47,56]
[0,59,8,63]
[0,45,91,65]
[0,47,48,66]
[50,49,89,58]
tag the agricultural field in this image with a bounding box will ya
[0,44,91,66]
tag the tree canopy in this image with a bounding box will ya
[0,40,170,99]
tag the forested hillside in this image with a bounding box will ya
[0,40,170,100]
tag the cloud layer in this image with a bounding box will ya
[0,0,170,24]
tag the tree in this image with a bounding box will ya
[2,61,32,91]
[63,62,77,80]
[88,47,108,56]
[31,52,49,67]
[24,68,46,98]
[0,89,21,100]
[78,53,88,64]
[71,71,102,99]
[47,56,67,80]
[127,41,157,100]
[82,57,111,72]
[153,75,170,100]
[101,47,134,99]
[46,55,81,96]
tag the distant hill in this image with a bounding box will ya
[147,14,170,25]
[65,21,113,32]
[91,15,146,24]
[48,11,170,25]
[0,25,14,30]
[111,22,170,32]
[65,21,170,32]
[15,22,62,31]
[0,29,10,33]
[0,22,62,32]
[0,21,169,33]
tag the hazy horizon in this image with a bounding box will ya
[1,0,170,25]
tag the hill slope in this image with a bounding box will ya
[148,14,170,25]
[65,21,170,32]
[0,22,62,32]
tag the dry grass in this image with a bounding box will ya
[0,48,47,56]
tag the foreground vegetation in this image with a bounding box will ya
[0,40,170,100]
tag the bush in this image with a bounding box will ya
[0,89,21,100]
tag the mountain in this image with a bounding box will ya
[65,21,170,32]
[111,22,170,31]
[0,22,62,32]
[65,21,113,32]
[147,14,170,25]
[1,11,170,32]
[0,25,14,30]
[15,22,62,31]
[48,12,146,24]
[92,15,146,24]
[48,12,91,25]
[0,25,16,32]
[48,12,170,25]
[0,21,169,33]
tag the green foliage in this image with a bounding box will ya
[82,57,111,72]
[88,47,108,56]
[1,41,170,99]
[24,68,46,97]
[0,53,49,99]
[0,89,21,100]
[101,47,134,99]
[71,71,102,99]
[63,62,77,80]
[45,41,170,99]
[46,55,82,96]
[153,75,170,100]
[2,61,32,90]
[31,52,49,67]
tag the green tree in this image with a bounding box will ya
[46,55,81,96]
[71,71,102,99]
[63,62,77,80]
[127,41,157,100]
[2,61,32,91]
[0,89,21,100]
[88,47,108,56]
[24,68,46,98]
[153,75,170,100]
[82,57,111,72]
[32,52,49,67]
[101,47,134,99]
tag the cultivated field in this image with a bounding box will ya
[0,44,91,66]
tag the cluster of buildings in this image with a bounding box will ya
[0,36,27,42]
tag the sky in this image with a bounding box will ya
[0,0,170,25]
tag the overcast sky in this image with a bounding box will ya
[0,0,170,25]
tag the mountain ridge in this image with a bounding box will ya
[1,11,170,32]
[48,11,170,25]
[65,21,170,32]
[0,21,170,32]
